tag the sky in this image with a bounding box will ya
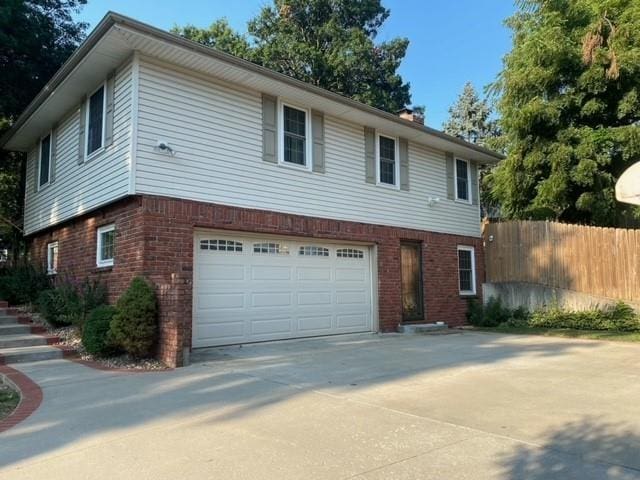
[75,1,516,128]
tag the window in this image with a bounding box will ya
[299,246,329,257]
[253,242,289,255]
[457,246,476,295]
[38,133,51,188]
[279,102,311,168]
[455,158,470,202]
[200,239,243,252]
[336,248,364,259]
[47,242,58,275]
[86,84,106,156]
[377,134,398,186]
[96,224,115,267]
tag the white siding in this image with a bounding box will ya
[135,60,482,237]
[24,61,133,235]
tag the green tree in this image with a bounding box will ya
[0,0,87,261]
[171,19,251,59]
[488,0,640,226]
[173,0,412,113]
[443,82,495,145]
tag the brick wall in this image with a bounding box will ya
[29,194,484,367]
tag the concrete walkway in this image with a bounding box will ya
[1,332,640,479]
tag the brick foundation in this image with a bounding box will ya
[29,195,484,367]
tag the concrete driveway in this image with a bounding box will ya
[1,331,640,479]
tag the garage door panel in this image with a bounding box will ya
[251,265,292,280]
[251,317,294,335]
[195,234,374,347]
[297,267,332,281]
[336,313,369,328]
[251,292,292,307]
[199,264,245,281]
[198,293,245,310]
[297,291,332,306]
[335,267,366,282]
[298,315,333,332]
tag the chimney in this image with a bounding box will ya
[397,107,424,125]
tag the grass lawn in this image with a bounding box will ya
[478,326,640,343]
[0,383,20,420]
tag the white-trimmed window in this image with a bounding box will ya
[38,133,52,188]
[200,239,243,252]
[337,248,364,259]
[299,246,329,257]
[96,224,115,267]
[455,158,471,202]
[457,246,476,295]
[86,83,106,156]
[376,133,399,187]
[279,101,311,168]
[253,242,289,255]
[47,241,58,275]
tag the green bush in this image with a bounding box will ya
[35,279,108,329]
[82,305,117,356]
[109,277,158,358]
[530,302,640,331]
[36,284,81,327]
[467,297,516,327]
[0,264,51,305]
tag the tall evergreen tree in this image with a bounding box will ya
[173,0,412,113]
[488,0,640,227]
[0,0,88,261]
[443,82,494,145]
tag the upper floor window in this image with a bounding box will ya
[455,158,470,202]
[457,246,476,295]
[96,224,115,267]
[47,241,58,275]
[377,134,398,186]
[280,102,310,168]
[86,84,106,156]
[39,133,51,188]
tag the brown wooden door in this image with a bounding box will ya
[401,242,424,321]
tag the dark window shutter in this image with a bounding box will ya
[78,97,87,164]
[50,128,58,183]
[32,143,39,194]
[311,110,325,173]
[445,152,455,200]
[364,127,375,184]
[104,71,116,147]
[470,162,479,205]
[262,93,278,164]
[399,137,409,191]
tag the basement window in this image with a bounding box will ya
[96,224,115,267]
[47,241,58,275]
[457,246,476,295]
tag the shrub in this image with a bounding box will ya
[82,305,117,356]
[35,279,108,329]
[109,277,158,358]
[0,264,51,305]
[467,297,515,327]
[528,302,639,332]
[36,284,81,327]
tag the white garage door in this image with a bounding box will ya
[193,233,374,348]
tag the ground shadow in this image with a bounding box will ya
[0,331,616,472]
[501,417,640,479]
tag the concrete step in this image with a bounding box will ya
[0,345,65,364]
[0,323,32,335]
[0,334,50,349]
[397,323,449,334]
[0,316,22,325]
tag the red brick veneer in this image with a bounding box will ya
[29,195,484,367]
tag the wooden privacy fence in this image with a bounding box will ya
[483,220,640,303]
